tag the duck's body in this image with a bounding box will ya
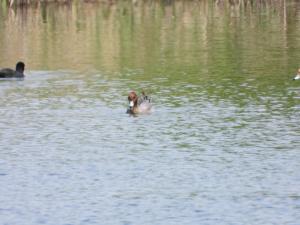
[0,68,24,78]
[127,91,152,114]
[0,62,25,78]
[294,74,300,80]
[293,69,300,80]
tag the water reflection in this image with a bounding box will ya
[0,1,300,225]
[0,0,299,129]
[1,1,300,71]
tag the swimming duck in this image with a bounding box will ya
[293,68,300,80]
[0,62,25,78]
[127,91,152,114]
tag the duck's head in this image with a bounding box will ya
[293,68,300,80]
[16,61,25,74]
[127,91,138,113]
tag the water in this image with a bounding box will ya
[0,1,300,225]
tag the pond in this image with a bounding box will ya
[0,1,300,224]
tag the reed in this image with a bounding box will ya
[2,0,287,8]
[3,0,71,7]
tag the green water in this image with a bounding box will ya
[1,1,300,103]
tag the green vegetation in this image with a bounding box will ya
[0,0,290,9]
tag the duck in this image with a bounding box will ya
[127,91,152,114]
[293,68,300,80]
[0,62,25,78]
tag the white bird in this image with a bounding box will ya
[293,68,300,80]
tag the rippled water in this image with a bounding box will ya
[1,1,300,225]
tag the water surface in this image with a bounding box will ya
[0,1,300,225]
